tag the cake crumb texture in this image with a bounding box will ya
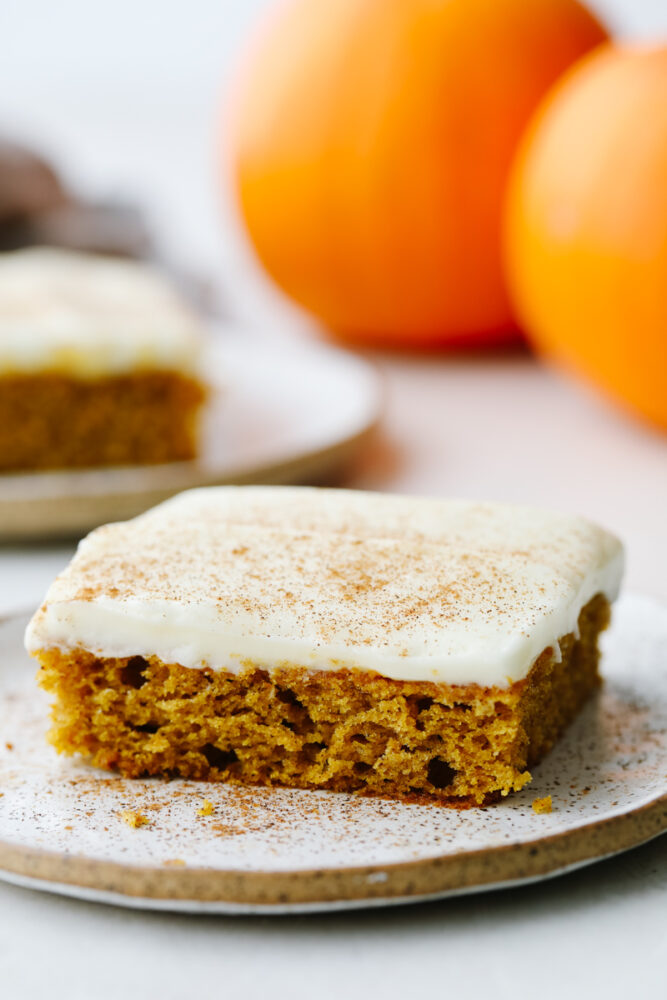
[532,795,553,814]
[120,809,149,828]
[0,371,205,470]
[36,596,609,807]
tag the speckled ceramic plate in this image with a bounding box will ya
[0,335,381,540]
[0,594,665,914]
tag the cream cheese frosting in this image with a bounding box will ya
[25,487,624,687]
[0,248,203,377]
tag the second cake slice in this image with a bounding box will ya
[0,248,206,470]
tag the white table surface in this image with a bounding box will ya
[1,2,666,997]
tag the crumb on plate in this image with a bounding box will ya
[121,809,150,828]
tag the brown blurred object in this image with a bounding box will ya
[0,199,152,258]
[0,138,68,222]
[0,136,152,259]
[0,135,219,315]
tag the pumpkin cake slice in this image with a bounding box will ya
[0,247,206,470]
[25,486,623,806]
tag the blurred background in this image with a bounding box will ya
[1,0,663,330]
[0,0,665,603]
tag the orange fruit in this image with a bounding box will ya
[230,0,607,348]
[506,44,667,429]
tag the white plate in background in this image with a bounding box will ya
[0,336,382,540]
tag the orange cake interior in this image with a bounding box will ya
[35,594,608,806]
[0,372,205,470]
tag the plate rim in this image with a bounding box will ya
[0,791,664,911]
[0,596,666,912]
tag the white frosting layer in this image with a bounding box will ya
[25,487,624,687]
[0,248,203,376]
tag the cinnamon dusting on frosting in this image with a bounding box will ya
[25,486,623,687]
